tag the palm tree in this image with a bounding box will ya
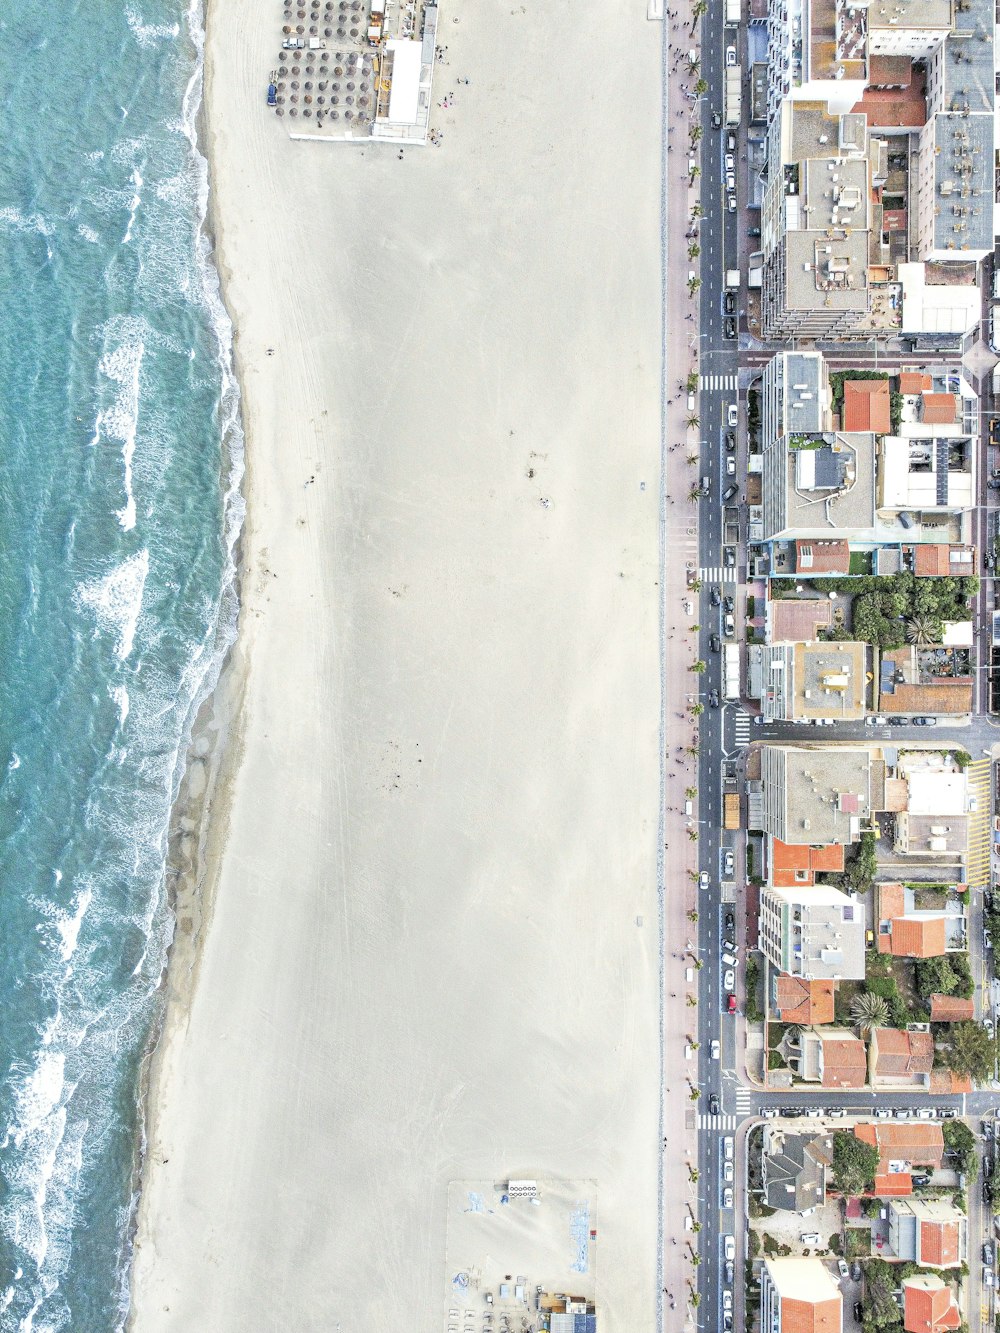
[688,1038,700,1051]
[686,744,700,757]
[686,413,700,430]
[687,55,700,74]
[691,1253,702,1268]
[686,994,698,1007]
[688,243,701,260]
[687,276,702,295]
[688,1165,700,1181]
[690,702,704,717]
[685,786,697,800]
[691,1220,702,1234]
[689,660,706,673]
[687,828,698,841]
[851,991,890,1032]
[690,0,706,28]
[686,371,699,392]
[688,1086,700,1100]
[690,203,703,220]
[694,959,704,971]
[906,615,938,645]
[690,1294,701,1309]
[687,869,700,883]
[688,486,702,503]
[690,577,702,592]
[689,165,701,183]
[695,77,708,94]
[689,124,702,145]
[687,909,699,923]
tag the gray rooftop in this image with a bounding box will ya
[932,113,993,255]
[763,1129,833,1212]
[781,745,873,841]
[867,0,951,30]
[783,354,826,436]
[783,432,876,531]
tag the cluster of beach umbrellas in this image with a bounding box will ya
[282,0,367,41]
[276,0,376,124]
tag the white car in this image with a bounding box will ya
[725,153,735,170]
[699,870,709,889]
[723,1188,734,1210]
[838,1259,849,1279]
[711,1039,721,1060]
[865,715,888,726]
[723,1289,733,1311]
[727,404,738,427]
[724,969,735,990]
[874,1108,892,1119]
[723,1160,734,1182]
[726,455,736,475]
[727,194,736,212]
[724,1235,736,1261]
[725,45,737,66]
[726,171,736,191]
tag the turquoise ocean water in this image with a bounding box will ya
[0,2,242,1328]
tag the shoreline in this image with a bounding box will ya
[125,1,257,1318]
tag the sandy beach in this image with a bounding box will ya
[129,1,665,1328]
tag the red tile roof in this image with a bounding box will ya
[844,379,891,432]
[912,545,975,578]
[780,1294,843,1333]
[821,1033,867,1088]
[887,917,948,958]
[872,1028,934,1078]
[929,994,974,1022]
[927,1070,973,1095]
[919,1218,960,1268]
[903,1276,962,1333]
[922,393,958,424]
[795,539,852,575]
[854,1123,944,1173]
[775,975,837,1025]
[873,1172,914,1196]
[771,839,846,887]
[899,372,932,393]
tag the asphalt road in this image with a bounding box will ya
[684,9,1000,1331]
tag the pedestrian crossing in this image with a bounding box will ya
[697,1112,739,1132]
[965,758,992,889]
[735,1087,755,1117]
[699,373,738,393]
[732,710,751,749]
[698,566,738,585]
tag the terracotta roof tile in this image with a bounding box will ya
[900,372,932,393]
[844,379,891,432]
[873,1172,914,1196]
[912,545,975,578]
[929,994,974,1022]
[781,1294,843,1333]
[903,1276,962,1333]
[821,1034,867,1088]
[921,393,958,424]
[795,539,852,575]
[854,1123,944,1173]
[889,917,948,958]
[919,1219,960,1268]
[775,975,837,1025]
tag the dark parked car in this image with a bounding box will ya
[723,595,735,614]
[912,715,937,726]
[723,546,736,568]
[850,1262,862,1282]
[725,1260,734,1284]
[985,1242,995,1265]
[712,110,722,128]
[710,1093,721,1114]
[722,483,739,502]
[748,226,761,237]
[724,317,737,340]
[724,292,736,315]
[709,689,721,708]
[854,1303,863,1323]
[725,910,734,935]
[711,585,722,606]
[983,1176,993,1204]
[779,1107,803,1118]
[710,633,721,653]
[888,716,908,726]
[725,432,736,452]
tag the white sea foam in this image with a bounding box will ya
[9,751,21,772]
[91,332,143,531]
[112,685,130,728]
[0,207,54,237]
[75,550,149,660]
[55,890,92,964]
[125,8,179,48]
[122,168,142,246]
[77,224,100,246]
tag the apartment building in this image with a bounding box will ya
[760,1256,843,1333]
[759,884,867,980]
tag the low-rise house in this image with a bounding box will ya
[875,884,966,958]
[878,646,973,718]
[870,1028,934,1086]
[769,838,846,889]
[773,975,837,1024]
[762,1127,833,1212]
[902,1274,962,1332]
[888,753,969,859]
[760,1256,843,1333]
[888,1198,966,1268]
[779,1026,867,1088]
[928,994,974,1022]
[853,1123,944,1177]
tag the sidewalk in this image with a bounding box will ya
[660,7,713,1326]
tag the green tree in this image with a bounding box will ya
[688,243,701,259]
[942,1119,977,1179]
[938,1022,998,1083]
[695,77,708,94]
[689,660,706,673]
[687,276,701,295]
[686,413,700,430]
[690,702,704,717]
[851,991,889,1033]
[906,615,939,645]
[689,124,702,145]
[831,1131,880,1195]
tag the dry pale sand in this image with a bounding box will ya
[129,1,665,1328]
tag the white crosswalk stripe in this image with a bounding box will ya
[735,1087,755,1116]
[698,373,738,392]
[696,1113,739,1132]
[698,567,738,585]
[733,711,751,748]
